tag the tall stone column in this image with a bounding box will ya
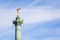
[13,8,23,40]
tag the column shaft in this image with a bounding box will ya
[15,26,21,40]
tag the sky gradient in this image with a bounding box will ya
[0,0,60,40]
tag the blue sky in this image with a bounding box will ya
[0,0,60,40]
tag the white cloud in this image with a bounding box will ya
[0,7,60,26]
[23,0,42,9]
[22,8,60,24]
[23,1,38,9]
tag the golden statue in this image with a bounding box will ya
[16,8,21,16]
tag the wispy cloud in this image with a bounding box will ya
[22,8,60,24]
[0,6,60,25]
